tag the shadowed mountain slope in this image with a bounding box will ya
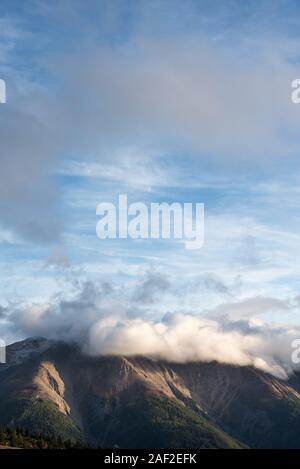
[1,338,300,448]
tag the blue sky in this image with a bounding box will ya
[1,0,300,370]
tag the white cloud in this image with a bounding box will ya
[88,313,293,379]
[2,281,300,379]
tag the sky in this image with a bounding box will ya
[1,0,300,376]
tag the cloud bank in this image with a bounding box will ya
[2,281,299,379]
[88,313,297,379]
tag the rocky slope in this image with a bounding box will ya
[0,338,300,448]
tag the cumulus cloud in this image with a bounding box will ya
[2,281,299,379]
[88,313,296,379]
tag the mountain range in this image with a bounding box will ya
[1,338,300,449]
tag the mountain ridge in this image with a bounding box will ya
[1,338,300,448]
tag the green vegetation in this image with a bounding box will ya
[0,398,83,444]
[99,396,243,449]
[0,426,90,449]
